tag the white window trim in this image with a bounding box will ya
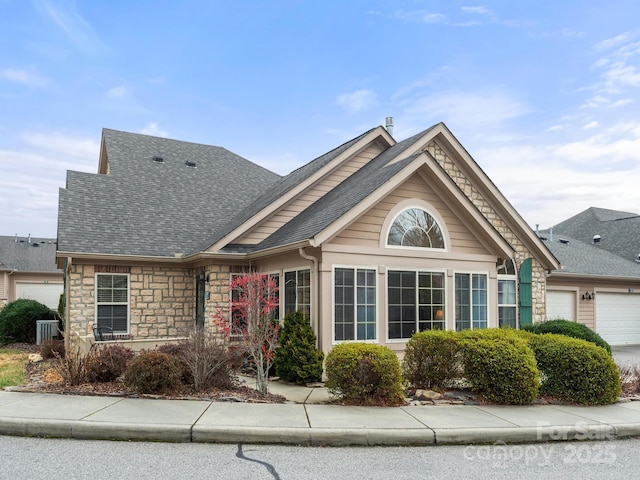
[498,274,518,328]
[332,265,379,344]
[94,272,130,334]
[454,270,490,331]
[380,199,450,252]
[385,267,448,343]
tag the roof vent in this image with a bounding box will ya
[559,238,570,244]
[152,156,164,163]
[185,161,196,168]
[593,234,601,244]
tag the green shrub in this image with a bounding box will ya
[86,344,135,383]
[274,311,324,385]
[403,330,461,390]
[325,343,404,406]
[523,319,611,354]
[528,333,621,405]
[123,350,183,394]
[459,329,539,405]
[0,299,56,344]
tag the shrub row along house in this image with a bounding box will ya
[56,122,564,354]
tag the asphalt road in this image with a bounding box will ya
[1,435,639,480]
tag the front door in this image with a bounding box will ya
[195,272,206,328]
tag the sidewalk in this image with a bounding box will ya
[2,382,640,446]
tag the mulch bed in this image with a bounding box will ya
[6,343,286,403]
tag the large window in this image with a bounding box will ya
[388,270,445,339]
[96,274,129,333]
[284,269,310,320]
[455,273,487,331]
[387,208,445,248]
[334,268,376,341]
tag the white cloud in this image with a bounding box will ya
[34,0,108,55]
[336,89,378,113]
[583,121,599,129]
[0,67,49,87]
[396,89,532,138]
[106,85,131,99]
[139,123,168,137]
[595,32,634,52]
[0,131,100,236]
[461,6,493,16]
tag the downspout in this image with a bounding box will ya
[298,247,319,344]
[64,257,72,352]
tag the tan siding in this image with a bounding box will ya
[237,143,385,244]
[331,173,489,255]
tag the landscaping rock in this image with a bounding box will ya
[415,389,443,401]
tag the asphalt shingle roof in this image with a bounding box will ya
[0,236,60,272]
[552,207,640,263]
[198,127,379,251]
[541,234,640,278]
[57,129,281,257]
[252,126,438,251]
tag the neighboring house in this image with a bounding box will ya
[543,207,640,346]
[56,123,559,354]
[0,235,63,310]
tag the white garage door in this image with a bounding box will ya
[545,290,575,321]
[595,293,640,346]
[15,283,63,310]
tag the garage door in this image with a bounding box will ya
[15,283,63,310]
[545,290,575,321]
[596,293,640,346]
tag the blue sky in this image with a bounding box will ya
[2,1,640,238]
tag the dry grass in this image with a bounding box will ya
[0,348,28,388]
[620,364,640,395]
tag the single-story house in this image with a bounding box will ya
[543,207,640,346]
[0,235,63,311]
[56,123,560,354]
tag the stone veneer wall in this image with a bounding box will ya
[426,141,547,323]
[68,264,196,338]
[203,264,232,331]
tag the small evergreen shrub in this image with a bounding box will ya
[0,299,56,344]
[403,330,461,390]
[38,339,65,360]
[123,350,183,394]
[157,342,193,385]
[523,319,611,354]
[325,343,404,406]
[460,329,539,405]
[86,344,134,383]
[528,333,621,405]
[274,311,324,385]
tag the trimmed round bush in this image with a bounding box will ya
[274,311,324,385]
[459,330,540,405]
[403,330,461,390]
[528,333,621,405]
[123,350,183,394]
[325,343,405,406]
[0,298,56,344]
[523,319,611,354]
[86,344,135,383]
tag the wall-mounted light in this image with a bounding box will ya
[198,272,209,283]
[435,309,444,320]
[582,291,595,301]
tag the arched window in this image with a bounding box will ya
[387,208,445,249]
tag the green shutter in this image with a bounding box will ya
[519,258,532,326]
